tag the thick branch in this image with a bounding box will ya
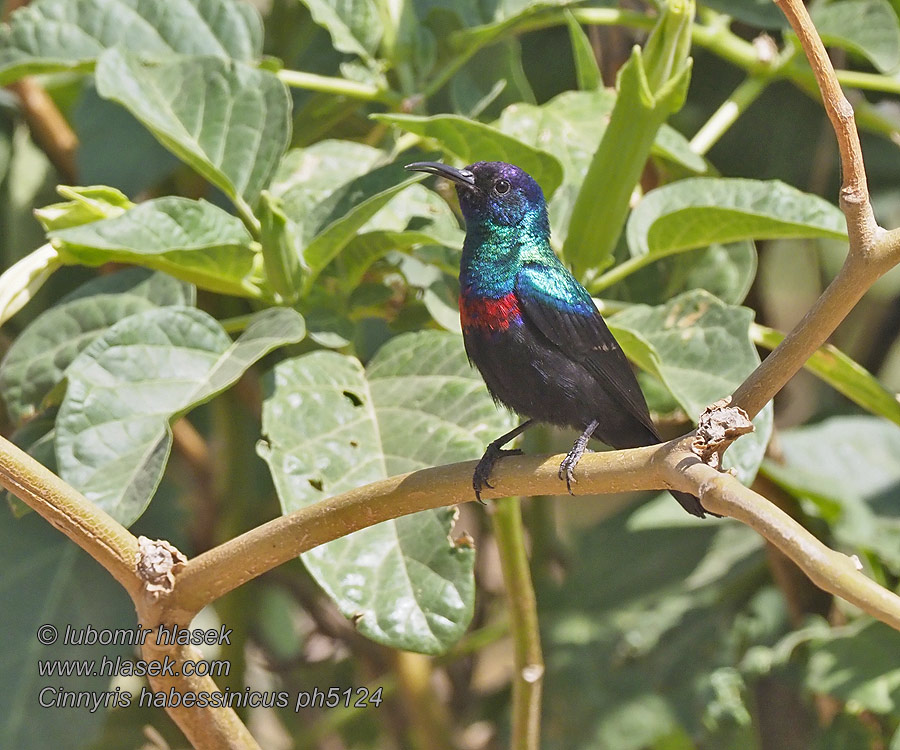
[166,440,900,636]
[173,445,670,615]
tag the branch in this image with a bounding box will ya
[731,0,900,420]
[158,438,900,636]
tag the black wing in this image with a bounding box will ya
[514,262,659,438]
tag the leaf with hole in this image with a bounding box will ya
[259,330,517,654]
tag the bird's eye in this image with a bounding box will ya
[494,178,511,195]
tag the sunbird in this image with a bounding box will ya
[405,160,708,518]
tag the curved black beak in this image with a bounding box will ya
[405,161,476,188]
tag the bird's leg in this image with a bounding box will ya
[473,420,534,503]
[559,420,599,494]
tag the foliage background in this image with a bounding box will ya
[0,0,900,748]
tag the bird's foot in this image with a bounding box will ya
[558,420,600,494]
[558,447,594,494]
[473,444,523,503]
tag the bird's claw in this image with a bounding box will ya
[558,447,593,495]
[473,445,523,503]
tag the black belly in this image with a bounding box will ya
[463,323,658,450]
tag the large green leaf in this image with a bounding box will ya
[812,0,900,74]
[0,268,193,424]
[602,241,758,306]
[373,113,564,198]
[0,0,263,84]
[49,196,263,298]
[56,306,305,525]
[259,331,517,654]
[498,89,706,246]
[627,178,848,258]
[95,49,291,207]
[610,290,773,484]
[0,511,135,750]
[763,416,900,574]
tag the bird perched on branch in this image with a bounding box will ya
[405,160,708,518]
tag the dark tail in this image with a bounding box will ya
[670,489,715,518]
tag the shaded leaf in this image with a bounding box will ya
[0,0,263,84]
[627,178,847,258]
[0,268,192,423]
[299,0,382,63]
[610,290,773,483]
[806,620,900,713]
[0,511,135,750]
[812,0,900,74]
[259,331,517,653]
[49,196,263,298]
[763,416,900,573]
[95,49,291,206]
[56,306,305,525]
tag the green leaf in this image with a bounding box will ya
[0,269,193,424]
[606,240,758,306]
[34,185,133,231]
[700,0,785,28]
[497,89,706,246]
[627,178,848,258]
[566,11,601,91]
[296,161,424,290]
[258,191,302,302]
[812,0,900,74]
[299,0,382,63]
[752,323,900,426]
[805,620,900,713]
[49,196,263,298]
[95,48,291,207]
[610,290,773,484]
[337,183,464,291]
[541,502,764,748]
[259,330,517,654]
[56,306,305,525]
[0,512,135,750]
[763,416,900,574]
[372,113,564,198]
[0,0,263,84]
